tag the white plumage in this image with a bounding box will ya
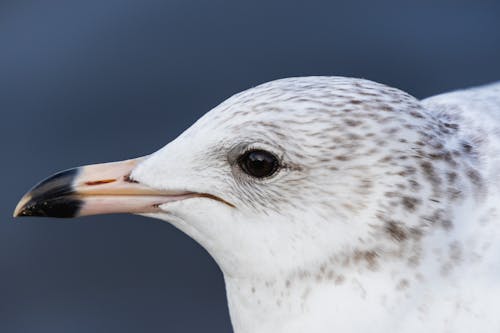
[133,78,500,332]
[16,77,500,332]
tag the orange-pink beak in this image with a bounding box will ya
[13,157,209,218]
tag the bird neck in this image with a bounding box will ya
[223,263,415,333]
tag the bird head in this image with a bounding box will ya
[14,77,435,278]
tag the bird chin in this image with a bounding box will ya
[140,196,229,226]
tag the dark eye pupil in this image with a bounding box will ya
[239,149,279,178]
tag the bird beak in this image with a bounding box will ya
[13,157,197,218]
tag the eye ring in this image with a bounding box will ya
[237,149,280,179]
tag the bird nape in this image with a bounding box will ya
[14,77,500,333]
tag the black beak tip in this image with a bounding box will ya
[13,168,83,218]
[14,197,82,218]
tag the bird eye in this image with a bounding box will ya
[238,149,280,179]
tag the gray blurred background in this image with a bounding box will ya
[1,0,499,332]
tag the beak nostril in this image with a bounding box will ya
[85,179,116,186]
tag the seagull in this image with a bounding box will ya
[14,77,500,332]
